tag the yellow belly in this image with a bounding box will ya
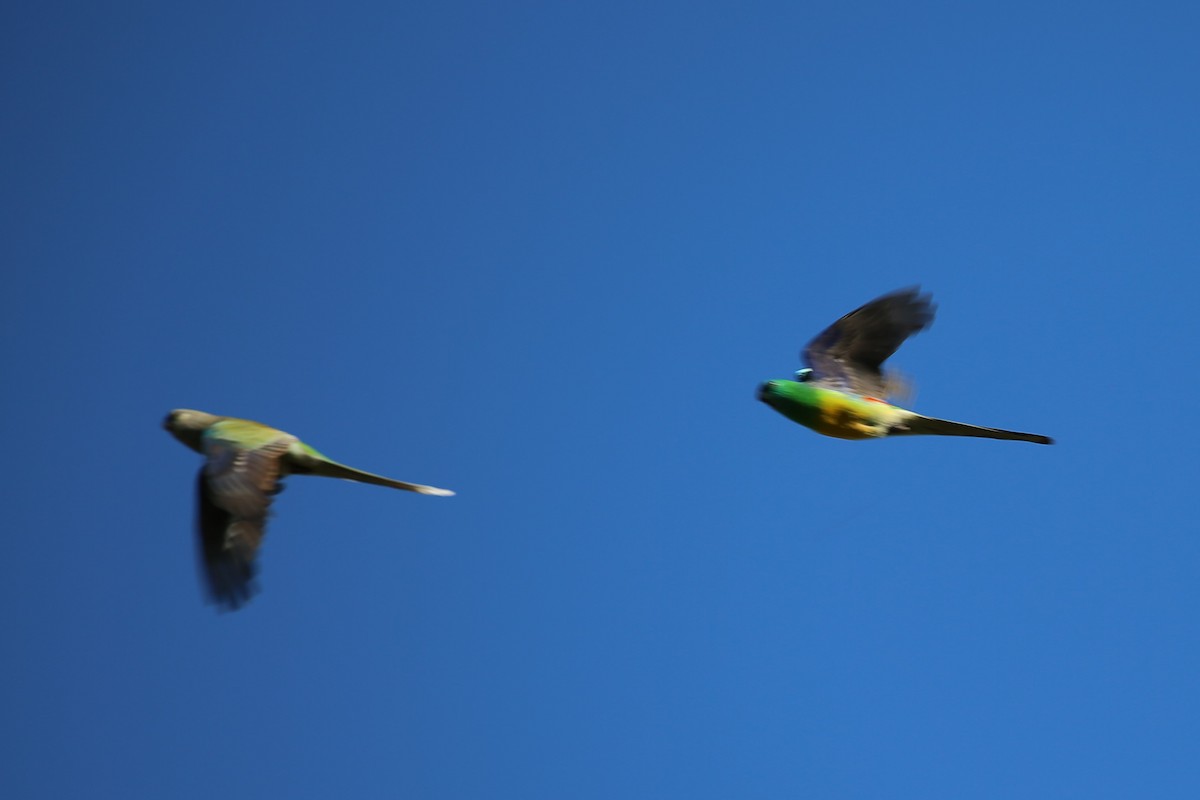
[813,394,906,440]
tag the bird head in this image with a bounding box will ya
[163,408,220,452]
[757,380,822,427]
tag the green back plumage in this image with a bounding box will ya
[205,418,293,451]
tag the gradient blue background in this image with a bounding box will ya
[4,2,1198,797]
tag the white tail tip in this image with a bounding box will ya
[420,486,455,497]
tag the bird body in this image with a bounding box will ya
[758,288,1053,445]
[759,381,912,440]
[164,409,453,609]
[759,380,1051,444]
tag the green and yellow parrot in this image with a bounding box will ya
[164,409,454,609]
[758,288,1053,445]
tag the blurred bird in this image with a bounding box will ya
[758,287,1053,445]
[164,409,454,610]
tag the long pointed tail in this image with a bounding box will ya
[897,414,1053,445]
[309,460,456,495]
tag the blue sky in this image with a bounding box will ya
[3,2,1199,797]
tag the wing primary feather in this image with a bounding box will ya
[194,431,291,610]
[802,286,935,398]
[195,469,260,610]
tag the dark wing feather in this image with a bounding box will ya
[196,470,260,610]
[802,287,935,397]
[195,435,292,610]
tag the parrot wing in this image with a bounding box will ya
[195,421,294,609]
[802,286,935,399]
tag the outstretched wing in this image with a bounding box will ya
[802,287,935,398]
[195,421,294,610]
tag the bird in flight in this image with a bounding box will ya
[164,409,454,610]
[758,287,1053,445]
